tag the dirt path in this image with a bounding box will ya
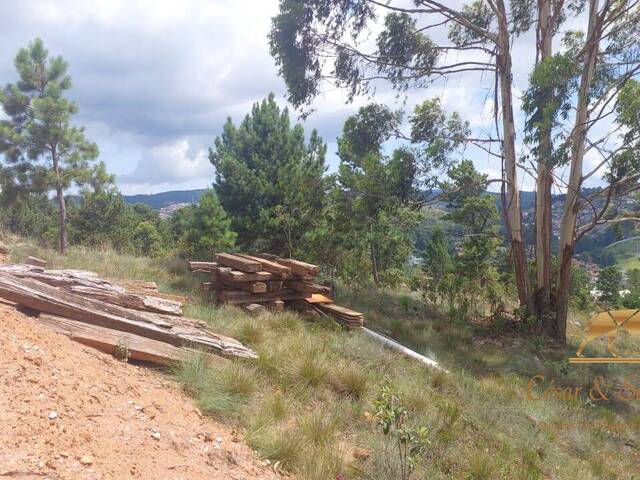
[0,301,281,480]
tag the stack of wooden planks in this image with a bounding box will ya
[189,253,364,329]
[0,264,256,365]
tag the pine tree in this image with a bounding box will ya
[209,93,327,255]
[0,38,100,253]
[181,189,236,260]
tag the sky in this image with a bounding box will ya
[0,0,604,195]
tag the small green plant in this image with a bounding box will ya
[373,385,430,480]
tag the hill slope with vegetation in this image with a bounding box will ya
[3,238,639,480]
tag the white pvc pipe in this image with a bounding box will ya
[362,327,448,373]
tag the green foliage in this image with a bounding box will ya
[596,266,623,307]
[172,189,236,260]
[570,265,593,311]
[132,221,164,258]
[374,385,430,480]
[69,191,135,249]
[522,52,578,165]
[627,268,640,290]
[425,160,502,319]
[422,227,454,302]
[0,38,102,251]
[331,104,422,284]
[209,93,327,256]
[0,192,57,242]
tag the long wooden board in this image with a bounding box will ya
[304,294,334,304]
[236,254,291,275]
[215,253,262,272]
[275,258,319,277]
[217,289,310,304]
[316,302,363,318]
[285,280,330,294]
[69,285,183,316]
[188,261,218,272]
[221,280,267,294]
[218,269,276,282]
[37,314,226,366]
[0,273,257,359]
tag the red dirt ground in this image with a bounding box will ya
[0,300,282,480]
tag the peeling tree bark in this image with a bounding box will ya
[496,0,532,311]
[555,0,605,342]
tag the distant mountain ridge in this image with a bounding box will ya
[123,189,206,210]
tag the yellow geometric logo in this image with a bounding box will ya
[570,309,640,364]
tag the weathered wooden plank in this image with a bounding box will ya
[304,294,334,304]
[37,314,226,366]
[285,280,330,294]
[0,264,126,292]
[25,256,47,267]
[0,265,183,316]
[275,258,320,277]
[0,273,257,359]
[218,269,277,282]
[221,281,267,293]
[266,280,284,292]
[188,261,218,272]
[120,279,158,292]
[314,302,364,329]
[69,285,183,316]
[316,302,363,318]
[217,289,310,305]
[215,253,262,272]
[236,254,291,275]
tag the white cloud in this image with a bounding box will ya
[119,140,212,186]
[0,0,605,195]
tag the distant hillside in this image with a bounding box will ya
[123,189,206,210]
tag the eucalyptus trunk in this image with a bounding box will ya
[555,0,603,342]
[496,0,532,311]
[535,0,554,318]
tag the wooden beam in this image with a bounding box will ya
[221,281,267,293]
[217,289,310,305]
[25,256,47,267]
[304,294,334,304]
[236,254,291,276]
[0,273,257,359]
[215,253,262,272]
[265,280,284,292]
[37,314,226,366]
[218,269,276,282]
[285,280,330,294]
[275,258,319,277]
[68,285,183,316]
[188,261,218,272]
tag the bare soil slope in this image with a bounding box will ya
[0,301,280,480]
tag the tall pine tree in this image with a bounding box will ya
[209,93,327,255]
[0,38,100,253]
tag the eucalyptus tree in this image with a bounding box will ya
[270,0,640,342]
[0,38,99,253]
